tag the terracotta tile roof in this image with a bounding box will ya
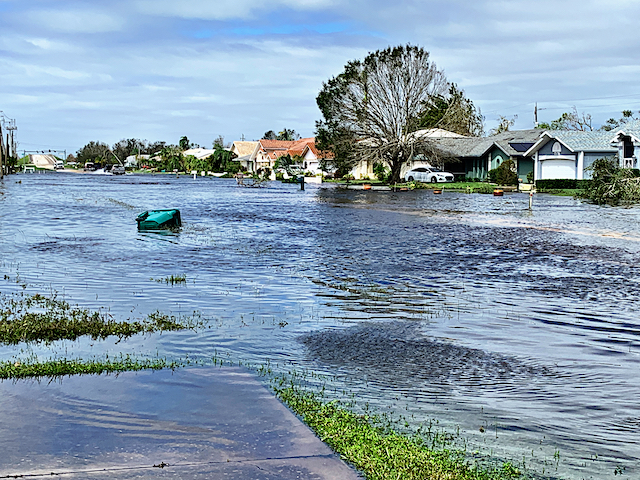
[259,139,294,149]
[256,137,334,161]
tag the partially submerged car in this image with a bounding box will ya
[404,166,454,183]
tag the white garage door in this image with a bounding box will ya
[541,159,576,179]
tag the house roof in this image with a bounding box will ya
[232,141,258,157]
[525,130,618,156]
[183,148,218,159]
[422,129,546,160]
[491,129,546,156]
[609,118,640,143]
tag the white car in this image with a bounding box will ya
[404,166,454,183]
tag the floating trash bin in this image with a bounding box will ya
[136,209,181,230]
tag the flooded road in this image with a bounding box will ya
[0,173,639,479]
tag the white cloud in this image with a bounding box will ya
[134,0,336,20]
[26,9,124,33]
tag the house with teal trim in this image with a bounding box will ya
[523,120,640,180]
[430,129,543,182]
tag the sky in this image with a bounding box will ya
[3,0,640,155]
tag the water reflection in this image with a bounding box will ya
[0,173,639,478]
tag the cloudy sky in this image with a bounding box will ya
[2,0,640,155]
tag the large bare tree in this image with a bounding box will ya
[316,45,455,182]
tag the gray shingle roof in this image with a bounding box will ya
[547,130,616,152]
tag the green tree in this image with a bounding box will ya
[76,141,110,164]
[213,135,225,148]
[582,156,640,205]
[600,110,638,131]
[263,130,277,140]
[315,44,451,183]
[159,145,183,171]
[179,136,191,151]
[538,107,593,131]
[277,129,299,141]
[489,115,517,135]
[417,84,484,136]
[488,159,518,185]
[112,138,149,165]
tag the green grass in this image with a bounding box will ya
[152,274,188,285]
[0,292,202,344]
[273,381,523,480]
[0,355,190,380]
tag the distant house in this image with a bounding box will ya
[230,141,259,172]
[125,154,151,168]
[182,148,217,160]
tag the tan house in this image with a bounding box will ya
[230,141,259,172]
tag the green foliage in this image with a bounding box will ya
[537,107,592,131]
[263,129,300,141]
[316,44,456,184]
[526,171,534,184]
[76,141,110,163]
[274,153,303,176]
[373,162,390,182]
[274,382,524,480]
[209,146,240,173]
[159,145,183,171]
[489,116,517,136]
[600,110,638,132]
[179,136,191,151]
[0,292,199,345]
[582,156,640,204]
[0,355,188,380]
[536,179,590,190]
[488,159,518,185]
[417,84,484,137]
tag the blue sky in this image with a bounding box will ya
[3,0,640,154]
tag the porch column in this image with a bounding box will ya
[577,152,584,180]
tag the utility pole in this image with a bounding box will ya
[0,121,4,179]
[534,103,538,127]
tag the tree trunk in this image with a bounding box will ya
[389,154,403,184]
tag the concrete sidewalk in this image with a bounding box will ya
[0,367,362,479]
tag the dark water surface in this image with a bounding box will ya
[1,173,639,479]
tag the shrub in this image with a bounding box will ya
[373,162,389,182]
[582,157,640,205]
[489,159,518,185]
[526,171,534,184]
[536,179,591,190]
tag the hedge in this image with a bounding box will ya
[535,179,591,189]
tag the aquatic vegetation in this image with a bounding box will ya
[0,292,202,344]
[272,379,524,480]
[0,354,190,380]
[152,274,188,285]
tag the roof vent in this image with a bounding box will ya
[552,142,562,155]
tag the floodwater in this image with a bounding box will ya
[1,173,639,479]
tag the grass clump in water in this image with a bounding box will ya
[0,354,191,380]
[0,292,202,345]
[152,274,188,285]
[273,380,523,480]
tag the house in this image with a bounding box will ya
[523,119,640,180]
[124,154,151,168]
[182,148,217,160]
[230,141,259,172]
[428,129,543,182]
